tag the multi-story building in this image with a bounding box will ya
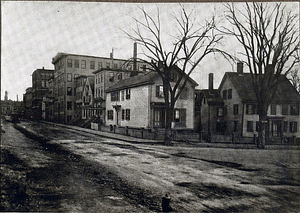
[23,87,33,119]
[32,67,54,119]
[51,50,148,124]
[105,68,198,131]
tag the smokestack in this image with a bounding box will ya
[133,42,137,71]
[5,91,8,101]
[209,73,213,92]
[17,95,18,102]
[110,48,114,59]
[237,62,243,74]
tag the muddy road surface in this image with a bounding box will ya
[1,120,300,212]
[1,120,151,212]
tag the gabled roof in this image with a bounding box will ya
[105,72,159,92]
[105,67,198,93]
[219,72,300,103]
[199,89,224,105]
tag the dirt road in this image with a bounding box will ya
[1,120,300,212]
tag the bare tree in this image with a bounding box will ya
[288,68,300,93]
[124,6,224,144]
[222,2,299,148]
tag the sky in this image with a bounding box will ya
[1,1,299,101]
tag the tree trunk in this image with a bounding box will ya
[164,106,174,145]
[257,112,268,149]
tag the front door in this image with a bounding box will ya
[154,108,165,128]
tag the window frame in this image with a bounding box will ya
[75,59,79,68]
[81,60,86,69]
[90,61,95,69]
[233,104,239,115]
[67,87,72,96]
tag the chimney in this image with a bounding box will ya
[17,95,18,102]
[110,48,114,59]
[133,42,137,71]
[237,62,243,74]
[209,73,214,92]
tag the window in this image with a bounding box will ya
[247,121,253,132]
[107,110,113,120]
[290,105,299,115]
[121,90,125,101]
[101,74,103,82]
[67,59,72,67]
[113,63,118,69]
[271,104,277,115]
[67,101,72,110]
[170,72,178,82]
[122,109,125,120]
[217,107,223,117]
[233,104,239,115]
[126,109,130,120]
[74,74,79,81]
[106,62,110,68]
[228,89,232,99]
[81,60,86,69]
[156,85,164,98]
[67,73,72,82]
[90,61,95,69]
[109,72,114,82]
[118,73,122,80]
[246,104,257,115]
[111,91,119,101]
[98,62,102,69]
[100,89,103,97]
[283,121,288,132]
[180,87,188,99]
[126,89,130,100]
[41,80,45,88]
[173,108,186,127]
[67,87,72,96]
[282,104,288,115]
[223,90,227,99]
[75,60,79,68]
[290,122,298,132]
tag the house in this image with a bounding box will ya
[197,73,225,140]
[51,49,148,124]
[217,63,300,143]
[104,68,198,135]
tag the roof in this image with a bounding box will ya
[52,52,132,64]
[199,89,224,105]
[220,72,300,103]
[105,72,159,92]
[105,68,199,93]
[93,68,146,74]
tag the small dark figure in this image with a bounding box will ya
[162,194,172,212]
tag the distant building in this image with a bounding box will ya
[105,68,197,131]
[1,91,24,117]
[23,87,33,119]
[32,68,54,119]
[51,50,148,124]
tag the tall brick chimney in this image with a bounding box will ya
[133,42,137,71]
[237,62,243,74]
[209,73,214,92]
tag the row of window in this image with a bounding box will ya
[217,104,299,117]
[246,121,298,133]
[107,109,131,120]
[111,89,131,102]
[155,85,188,99]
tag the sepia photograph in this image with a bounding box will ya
[1,1,300,212]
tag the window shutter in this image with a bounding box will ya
[156,86,159,97]
[181,109,186,124]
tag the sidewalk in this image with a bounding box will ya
[42,121,165,145]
